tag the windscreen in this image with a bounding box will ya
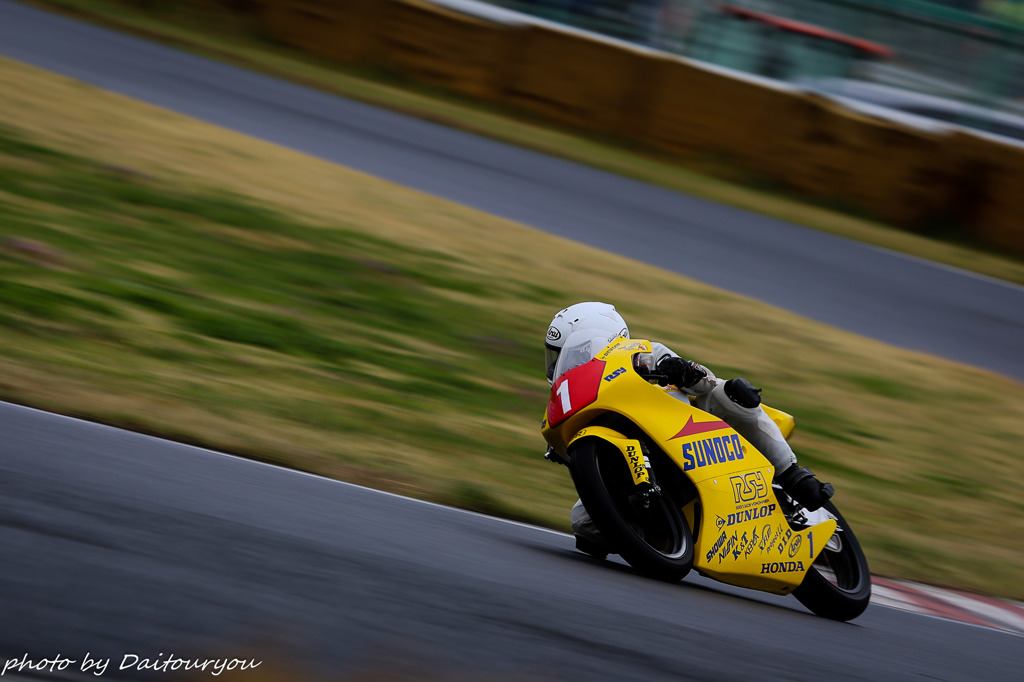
[551,329,620,382]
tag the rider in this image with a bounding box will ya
[544,302,834,549]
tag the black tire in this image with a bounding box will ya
[793,500,872,621]
[571,438,693,582]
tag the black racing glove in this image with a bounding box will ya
[656,356,707,388]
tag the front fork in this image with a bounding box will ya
[635,439,663,509]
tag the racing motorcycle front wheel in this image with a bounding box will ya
[792,500,871,621]
[570,438,693,582]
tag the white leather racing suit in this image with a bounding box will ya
[648,343,798,472]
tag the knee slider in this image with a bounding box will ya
[724,378,762,409]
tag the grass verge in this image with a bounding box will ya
[18,0,1024,287]
[1,56,1023,598]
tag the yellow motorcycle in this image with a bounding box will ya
[541,334,871,621]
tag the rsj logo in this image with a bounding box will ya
[730,471,767,503]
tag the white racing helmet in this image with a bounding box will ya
[545,302,629,383]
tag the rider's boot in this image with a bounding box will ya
[700,378,834,511]
[571,499,609,559]
[775,464,835,512]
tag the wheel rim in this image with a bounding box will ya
[595,452,688,559]
[813,529,865,593]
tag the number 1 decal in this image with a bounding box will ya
[808,531,814,559]
[545,360,604,427]
[556,379,571,413]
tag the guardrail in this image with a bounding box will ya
[159,0,1024,255]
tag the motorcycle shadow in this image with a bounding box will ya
[525,540,818,617]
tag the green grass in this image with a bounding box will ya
[0,120,564,526]
[20,0,1024,287]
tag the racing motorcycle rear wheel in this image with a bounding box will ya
[570,438,693,582]
[793,500,871,621]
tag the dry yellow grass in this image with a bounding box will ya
[1,56,1022,597]
[24,0,1024,286]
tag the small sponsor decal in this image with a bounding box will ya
[626,444,647,484]
[777,527,793,555]
[681,434,745,472]
[745,527,759,557]
[761,561,805,574]
[733,531,748,560]
[706,531,727,563]
[718,532,738,564]
[788,534,803,558]
[597,339,649,360]
[718,504,776,529]
[603,367,626,382]
[546,326,561,341]
[730,471,768,504]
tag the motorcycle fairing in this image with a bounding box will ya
[688,473,836,593]
[543,338,836,593]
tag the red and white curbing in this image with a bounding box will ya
[871,577,1024,635]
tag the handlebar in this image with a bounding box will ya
[634,365,671,386]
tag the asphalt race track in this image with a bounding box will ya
[0,3,1022,680]
[1,402,1020,681]
[1,0,1023,383]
